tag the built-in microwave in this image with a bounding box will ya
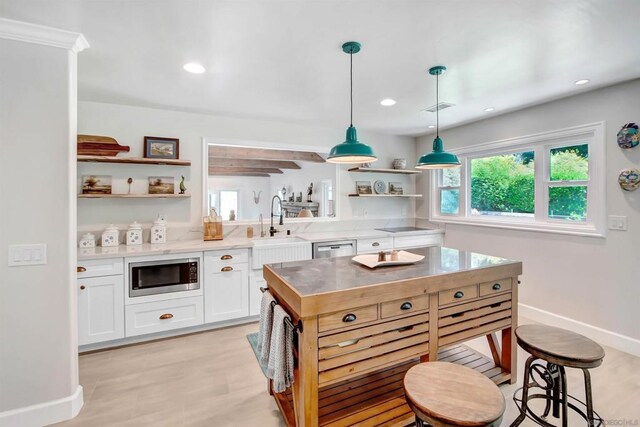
[129,258,199,297]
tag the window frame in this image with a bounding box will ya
[429,122,606,237]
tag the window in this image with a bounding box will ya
[430,123,605,236]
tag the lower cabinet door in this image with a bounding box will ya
[125,296,204,337]
[204,263,249,323]
[78,275,125,346]
[249,272,266,316]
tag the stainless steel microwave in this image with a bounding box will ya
[129,258,199,297]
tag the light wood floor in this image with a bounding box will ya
[57,317,640,426]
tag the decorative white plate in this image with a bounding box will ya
[352,250,425,269]
[374,179,386,194]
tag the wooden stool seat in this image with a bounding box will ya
[515,324,605,369]
[403,362,505,427]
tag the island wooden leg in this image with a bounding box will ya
[502,276,519,384]
[297,315,319,427]
[427,292,439,362]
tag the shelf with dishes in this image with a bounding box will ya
[77,155,191,166]
[347,167,421,175]
[78,194,190,199]
[348,193,422,198]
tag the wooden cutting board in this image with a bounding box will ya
[78,134,130,156]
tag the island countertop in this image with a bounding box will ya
[264,246,522,317]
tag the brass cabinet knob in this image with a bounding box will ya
[80,285,86,290]
[159,313,173,320]
[220,255,233,260]
[77,266,87,273]
[221,266,233,272]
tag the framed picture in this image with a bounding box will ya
[144,136,179,159]
[148,176,175,194]
[356,181,373,195]
[389,182,404,195]
[82,175,112,194]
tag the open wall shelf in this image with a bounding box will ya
[348,194,422,198]
[348,167,421,175]
[78,194,191,199]
[78,155,191,166]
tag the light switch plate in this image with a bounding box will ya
[8,244,47,266]
[608,215,627,231]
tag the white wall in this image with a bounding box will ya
[77,101,417,234]
[416,79,640,348]
[208,175,271,221]
[0,27,84,424]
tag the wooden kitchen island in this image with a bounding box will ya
[263,246,522,427]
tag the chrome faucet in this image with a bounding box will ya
[270,195,284,237]
[259,213,265,238]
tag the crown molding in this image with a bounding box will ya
[0,18,89,53]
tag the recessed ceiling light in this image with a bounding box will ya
[183,62,205,74]
[575,79,590,85]
[428,125,435,129]
[380,98,396,106]
[484,107,495,112]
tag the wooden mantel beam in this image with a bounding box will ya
[209,167,283,175]
[209,146,325,163]
[208,158,301,170]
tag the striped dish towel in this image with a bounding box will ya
[258,290,275,366]
[267,305,294,393]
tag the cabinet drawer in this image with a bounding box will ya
[357,237,393,254]
[319,304,378,332]
[205,248,249,269]
[381,294,429,319]
[77,258,123,278]
[125,296,203,337]
[479,278,512,297]
[393,234,443,250]
[439,284,479,306]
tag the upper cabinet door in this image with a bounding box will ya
[78,275,125,346]
[204,263,249,323]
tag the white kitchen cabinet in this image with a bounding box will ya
[125,296,203,337]
[78,274,125,345]
[357,237,394,254]
[204,250,250,323]
[393,233,443,250]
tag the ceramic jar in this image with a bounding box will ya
[126,221,143,246]
[79,232,96,248]
[101,225,119,247]
[392,158,407,170]
[150,217,166,244]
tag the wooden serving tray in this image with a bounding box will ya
[352,250,424,269]
[77,134,130,156]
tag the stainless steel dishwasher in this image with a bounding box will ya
[312,240,356,259]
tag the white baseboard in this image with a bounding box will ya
[0,385,83,427]
[519,303,640,357]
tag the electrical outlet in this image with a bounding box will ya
[608,215,627,231]
[8,244,47,266]
[158,213,168,223]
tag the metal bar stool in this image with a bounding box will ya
[403,361,505,427]
[510,324,605,427]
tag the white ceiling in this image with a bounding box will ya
[2,0,639,136]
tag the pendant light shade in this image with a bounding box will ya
[327,42,377,164]
[416,65,460,169]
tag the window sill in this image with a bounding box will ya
[429,216,605,238]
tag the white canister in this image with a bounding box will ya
[101,225,119,247]
[79,232,96,248]
[150,219,166,244]
[126,221,143,246]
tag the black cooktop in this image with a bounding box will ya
[375,227,433,233]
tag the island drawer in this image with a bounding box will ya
[479,278,512,296]
[439,284,479,306]
[380,294,429,319]
[438,293,512,346]
[318,304,378,333]
[318,313,429,385]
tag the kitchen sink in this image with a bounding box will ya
[251,236,306,246]
[251,237,312,269]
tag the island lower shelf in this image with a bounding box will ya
[274,344,510,427]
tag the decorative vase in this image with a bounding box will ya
[392,158,407,170]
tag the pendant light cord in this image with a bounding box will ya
[436,72,439,138]
[350,50,353,127]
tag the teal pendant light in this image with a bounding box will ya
[416,66,461,169]
[327,42,377,164]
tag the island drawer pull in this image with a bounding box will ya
[400,302,413,311]
[159,313,173,320]
[454,291,464,299]
[342,313,357,323]
[221,266,233,272]
[492,283,501,290]
[77,266,87,273]
[220,255,233,260]
[371,242,380,247]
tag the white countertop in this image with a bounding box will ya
[77,228,444,260]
